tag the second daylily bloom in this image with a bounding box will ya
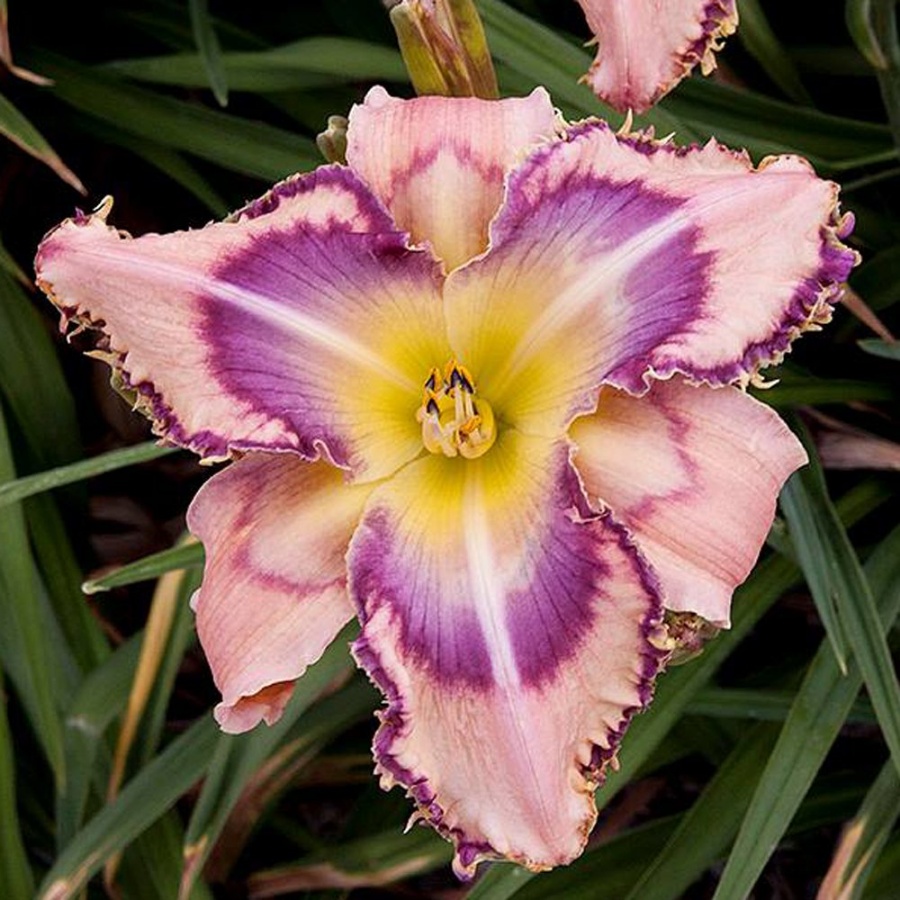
[36,86,856,875]
[574,0,739,113]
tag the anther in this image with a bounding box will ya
[445,361,475,394]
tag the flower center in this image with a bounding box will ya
[416,360,496,460]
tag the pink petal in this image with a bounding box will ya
[36,168,450,482]
[348,433,663,874]
[346,86,561,271]
[444,121,857,436]
[570,380,807,626]
[187,452,373,733]
[575,0,738,113]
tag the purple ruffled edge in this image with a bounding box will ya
[685,1,739,69]
[529,119,859,390]
[651,199,858,388]
[657,210,857,387]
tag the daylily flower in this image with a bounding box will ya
[36,86,856,876]
[574,0,739,113]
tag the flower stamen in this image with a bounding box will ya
[417,360,496,459]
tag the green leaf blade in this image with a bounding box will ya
[624,724,781,900]
[188,0,228,105]
[0,442,178,509]
[83,541,205,594]
[713,521,900,898]
[781,433,900,772]
[33,53,320,181]
[0,404,67,787]
[36,716,220,899]
[0,89,84,191]
[0,673,35,899]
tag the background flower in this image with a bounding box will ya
[573,0,738,112]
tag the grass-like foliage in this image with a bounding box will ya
[1,1,898,897]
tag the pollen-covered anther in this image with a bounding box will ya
[417,361,496,459]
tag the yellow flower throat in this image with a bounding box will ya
[416,361,496,460]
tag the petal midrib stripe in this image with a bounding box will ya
[487,179,764,396]
[462,468,559,834]
[77,245,420,393]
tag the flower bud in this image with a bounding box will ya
[386,0,498,99]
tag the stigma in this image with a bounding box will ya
[416,361,496,460]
